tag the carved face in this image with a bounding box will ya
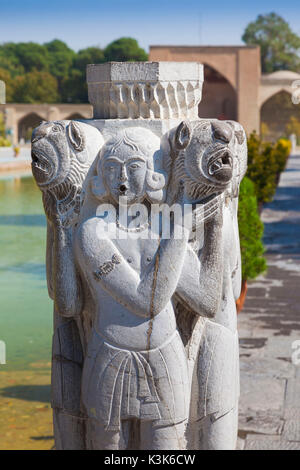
[176,120,234,190]
[94,128,166,205]
[31,121,85,190]
[102,150,148,204]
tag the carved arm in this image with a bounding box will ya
[52,224,82,318]
[76,219,189,318]
[175,203,224,318]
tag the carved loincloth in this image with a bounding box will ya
[81,329,190,431]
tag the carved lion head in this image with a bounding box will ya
[31,120,103,194]
[165,119,247,202]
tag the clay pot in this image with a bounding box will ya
[236,280,248,314]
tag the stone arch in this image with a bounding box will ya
[18,112,44,143]
[259,86,293,109]
[260,90,300,141]
[64,113,86,120]
[198,64,237,121]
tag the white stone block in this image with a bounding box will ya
[87,62,203,120]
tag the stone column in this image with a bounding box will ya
[86,61,204,137]
[32,61,246,450]
[237,47,261,134]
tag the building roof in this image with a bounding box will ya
[264,70,300,80]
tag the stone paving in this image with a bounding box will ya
[238,151,300,450]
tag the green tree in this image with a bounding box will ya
[0,43,25,77]
[242,12,300,73]
[74,46,105,70]
[61,68,85,103]
[61,46,105,102]
[0,38,148,103]
[104,37,148,62]
[13,42,50,72]
[238,177,266,280]
[44,39,75,94]
[12,70,59,103]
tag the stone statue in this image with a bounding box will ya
[31,62,247,450]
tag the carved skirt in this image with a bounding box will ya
[81,329,190,431]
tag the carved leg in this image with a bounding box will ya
[52,316,85,449]
[140,421,187,450]
[197,406,238,450]
[53,410,86,450]
[85,418,126,450]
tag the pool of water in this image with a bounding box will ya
[0,174,52,371]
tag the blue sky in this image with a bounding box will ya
[0,0,300,51]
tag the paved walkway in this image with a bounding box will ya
[238,152,300,450]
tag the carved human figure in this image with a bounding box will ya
[32,117,244,450]
[43,126,224,450]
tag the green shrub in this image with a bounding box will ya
[0,113,11,146]
[246,132,291,208]
[247,133,277,207]
[0,136,11,147]
[0,112,5,137]
[238,176,267,281]
[274,138,291,175]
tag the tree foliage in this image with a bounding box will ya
[104,37,148,62]
[286,116,300,139]
[0,113,11,146]
[242,12,300,73]
[0,37,148,103]
[0,112,5,136]
[12,71,59,103]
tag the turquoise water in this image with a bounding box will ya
[0,174,52,370]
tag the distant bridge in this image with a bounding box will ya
[1,48,300,145]
[0,103,93,145]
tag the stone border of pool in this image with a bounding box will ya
[0,160,31,172]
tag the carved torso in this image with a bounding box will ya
[75,218,177,350]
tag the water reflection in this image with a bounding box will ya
[0,175,52,370]
[0,215,46,226]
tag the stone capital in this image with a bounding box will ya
[87,61,203,120]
